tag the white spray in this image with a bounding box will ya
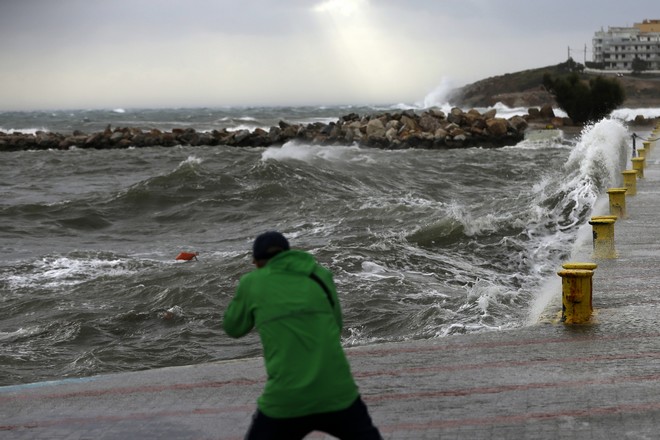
[526,118,630,323]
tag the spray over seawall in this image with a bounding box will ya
[527,118,631,323]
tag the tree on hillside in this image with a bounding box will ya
[542,73,625,124]
[559,57,585,73]
[632,56,648,75]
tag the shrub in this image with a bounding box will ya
[632,57,649,75]
[542,73,625,124]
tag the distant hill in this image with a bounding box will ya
[450,62,660,109]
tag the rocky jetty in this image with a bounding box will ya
[0,106,564,152]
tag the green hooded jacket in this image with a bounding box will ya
[223,249,359,418]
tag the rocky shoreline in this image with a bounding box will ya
[0,106,571,152]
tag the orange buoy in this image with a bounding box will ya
[175,251,198,261]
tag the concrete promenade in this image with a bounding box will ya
[2,132,660,439]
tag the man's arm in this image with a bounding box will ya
[327,276,343,330]
[315,267,343,329]
[223,280,255,338]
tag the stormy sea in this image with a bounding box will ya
[1,103,658,387]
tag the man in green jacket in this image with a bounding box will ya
[223,231,381,440]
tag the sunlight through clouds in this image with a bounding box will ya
[311,0,424,102]
[313,0,367,16]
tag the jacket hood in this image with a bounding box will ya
[265,249,317,275]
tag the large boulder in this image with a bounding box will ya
[109,131,125,143]
[485,118,509,137]
[447,107,465,125]
[385,127,398,142]
[483,108,497,119]
[508,116,528,132]
[429,108,446,119]
[385,119,401,131]
[366,118,386,138]
[419,113,442,133]
[434,128,448,140]
[527,108,541,119]
[400,115,419,132]
[539,105,555,119]
[229,129,251,146]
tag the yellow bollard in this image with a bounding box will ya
[557,269,594,324]
[642,141,653,159]
[606,188,627,219]
[562,262,598,271]
[638,148,646,160]
[631,157,645,179]
[642,141,651,156]
[588,217,616,258]
[621,170,637,196]
[590,215,618,222]
[561,262,597,313]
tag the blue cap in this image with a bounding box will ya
[252,231,290,261]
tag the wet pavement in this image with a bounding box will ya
[2,128,660,439]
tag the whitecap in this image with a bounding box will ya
[179,155,203,166]
[611,107,660,121]
[0,326,40,341]
[261,141,368,164]
[6,255,137,290]
[0,127,49,135]
[358,261,402,280]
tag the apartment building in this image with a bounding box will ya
[592,19,660,71]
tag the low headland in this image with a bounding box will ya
[2,63,659,152]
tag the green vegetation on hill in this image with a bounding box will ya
[542,73,625,124]
[452,60,660,109]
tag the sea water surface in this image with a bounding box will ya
[0,105,643,386]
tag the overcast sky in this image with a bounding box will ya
[0,0,657,110]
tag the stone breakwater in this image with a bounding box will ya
[0,107,563,152]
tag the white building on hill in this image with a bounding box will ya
[592,19,660,71]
